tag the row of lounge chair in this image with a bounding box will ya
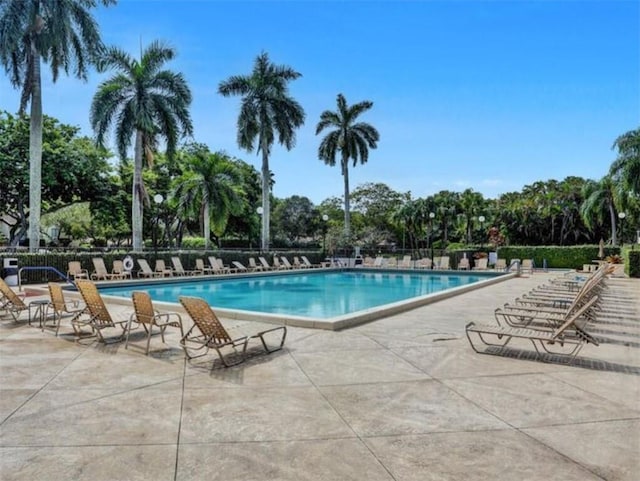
[465,263,612,363]
[0,276,286,367]
[68,255,324,281]
[361,255,532,272]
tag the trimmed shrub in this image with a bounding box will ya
[496,245,621,270]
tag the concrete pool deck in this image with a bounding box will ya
[1,272,639,480]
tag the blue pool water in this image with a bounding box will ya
[98,270,498,319]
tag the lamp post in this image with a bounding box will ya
[153,194,164,258]
[256,207,264,251]
[478,215,485,251]
[322,214,329,254]
[429,212,435,269]
[618,212,626,247]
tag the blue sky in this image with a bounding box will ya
[2,0,638,204]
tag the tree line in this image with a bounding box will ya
[1,112,637,251]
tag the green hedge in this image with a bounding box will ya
[622,247,640,278]
[496,245,621,270]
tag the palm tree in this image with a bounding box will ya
[90,40,193,250]
[580,175,623,245]
[316,94,380,238]
[0,0,114,251]
[172,151,244,249]
[610,128,640,195]
[458,188,484,244]
[218,51,305,251]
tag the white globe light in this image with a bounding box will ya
[153,194,164,204]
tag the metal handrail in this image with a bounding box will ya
[18,266,73,291]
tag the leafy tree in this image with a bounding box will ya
[171,150,244,249]
[218,51,305,251]
[91,40,193,250]
[0,111,112,246]
[0,0,115,251]
[351,182,406,236]
[272,195,316,242]
[316,93,379,238]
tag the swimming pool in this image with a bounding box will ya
[96,269,511,329]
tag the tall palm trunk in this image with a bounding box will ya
[609,203,617,245]
[28,40,43,252]
[132,130,144,250]
[260,140,270,251]
[342,153,350,238]
[203,194,211,250]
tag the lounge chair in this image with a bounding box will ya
[301,255,321,268]
[0,278,29,321]
[112,260,132,279]
[209,256,230,274]
[195,258,214,275]
[155,259,173,277]
[280,256,295,269]
[438,256,451,270]
[386,257,398,268]
[258,257,273,270]
[272,256,288,270]
[473,258,488,270]
[466,295,599,364]
[458,258,470,270]
[494,258,507,271]
[398,255,412,269]
[91,257,119,281]
[44,282,87,336]
[137,259,158,278]
[231,261,249,273]
[248,257,264,271]
[416,258,433,269]
[293,256,307,269]
[75,279,130,343]
[67,261,89,280]
[179,296,287,368]
[171,257,197,276]
[521,259,534,274]
[125,291,184,355]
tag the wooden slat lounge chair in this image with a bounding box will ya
[466,295,599,364]
[44,282,88,336]
[0,278,29,321]
[137,259,158,278]
[91,258,119,281]
[179,296,287,368]
[75,279,130,343]
[67,261,89,280]
[209,257,230,274]
[458,258,470,270]
[125,291,184,355]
